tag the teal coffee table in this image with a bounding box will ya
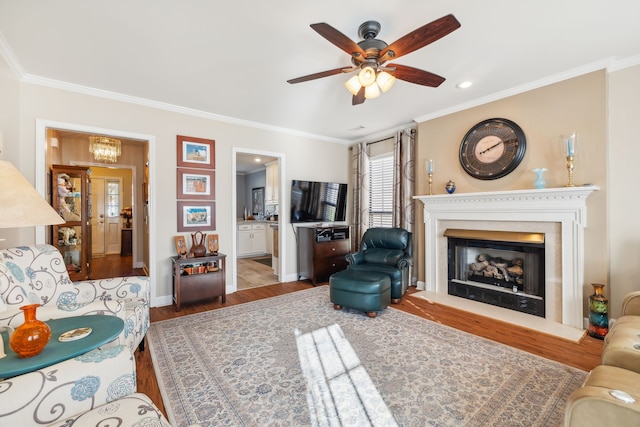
[0,315,124,378]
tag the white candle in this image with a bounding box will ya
[427,159,434,174]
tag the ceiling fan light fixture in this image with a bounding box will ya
[376,71,396,93]
[358,66,377,87]
[364,83,380,99]
[345,75,362,96]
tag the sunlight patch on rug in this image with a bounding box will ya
[296,324,397,427]
[148,286,586,427]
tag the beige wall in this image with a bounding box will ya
[0,52,22,245]
[416,70,608,318]
[608,63,640,317]
[0,54,350,305]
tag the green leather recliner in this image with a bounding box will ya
[345,227,412,303]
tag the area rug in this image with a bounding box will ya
[148,286,586,427]
[253,256,272,267]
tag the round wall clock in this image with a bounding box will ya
[459,118,527,180]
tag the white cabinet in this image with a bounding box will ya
[237,222,267,256]
[265,161,279,205]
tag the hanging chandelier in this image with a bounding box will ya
[89,136,121,163]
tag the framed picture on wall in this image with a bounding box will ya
[252,187,264,215]
[177,135,215,169]
[177,168,215,200]
[177,201,216,232]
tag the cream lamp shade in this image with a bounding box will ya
[0,160,65,228]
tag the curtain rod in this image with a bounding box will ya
[365,128,415,146]
[348,128,415,150]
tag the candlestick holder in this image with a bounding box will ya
[428,172,433,195]
[565,156,575,187]
[562,132,577,187]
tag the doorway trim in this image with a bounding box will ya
[35,119,158,305]
[232,147,286,292]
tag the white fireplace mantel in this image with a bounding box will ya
[414,186,599,330]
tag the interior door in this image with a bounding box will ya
[91,177,123,255]
[91,178,106,255]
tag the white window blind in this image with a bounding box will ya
[369,154,393,227]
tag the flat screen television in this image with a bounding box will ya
[290,180,348,223]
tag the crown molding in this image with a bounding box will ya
[19,73,351,145]
[413,57,631,124]
[0,31,25,78]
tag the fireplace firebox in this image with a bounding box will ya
[445,229,545,317]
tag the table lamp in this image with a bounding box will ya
[0,160,64,230]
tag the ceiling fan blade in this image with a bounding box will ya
[352,87,366,105]
[380,14,461,61]
[389,64,446,87]
[287,67,346,84]
[310,23,366,57]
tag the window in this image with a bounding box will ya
[106,181,121,218]
[369,154,393,227]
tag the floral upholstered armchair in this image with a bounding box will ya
[0,345,173,426]
[0,244,149,353]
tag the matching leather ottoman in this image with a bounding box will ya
[564,365,640,427]
[329,270,391,317]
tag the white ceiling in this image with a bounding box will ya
[1,1,639,143]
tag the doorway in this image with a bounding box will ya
[91,172,130,256]
[233,148,286,292]
[35,119,158,302]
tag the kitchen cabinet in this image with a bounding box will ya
[237,222,267,256]
[51,165,92,280]
[264,161,279,205]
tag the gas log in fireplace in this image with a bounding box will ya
[445,229,545,317]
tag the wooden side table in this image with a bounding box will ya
[121,228,132,256]
[172,253,227,311]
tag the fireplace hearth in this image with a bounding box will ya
[415,186,599,334]
[446,229,545,317]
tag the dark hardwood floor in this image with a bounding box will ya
[91,253,145,279]
[99,255,603,418]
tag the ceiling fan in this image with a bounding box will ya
[287,14,461,105]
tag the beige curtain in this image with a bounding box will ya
[393,129,416,285]
[350,142,370,251]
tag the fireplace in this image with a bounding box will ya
[415,186,599,337]
[445,229,545,317]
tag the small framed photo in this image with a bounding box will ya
[207,234,219,254]
[177,168,215,200]
[177,135,215,169]
[174,235,188,257]
[252,187,264,215]
[177,201,216,232]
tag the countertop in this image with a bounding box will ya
[237,219,278,225]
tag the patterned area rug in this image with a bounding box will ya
[148,287,585,427]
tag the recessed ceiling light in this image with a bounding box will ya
[456,81,473,89]
[254,157,262,163]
